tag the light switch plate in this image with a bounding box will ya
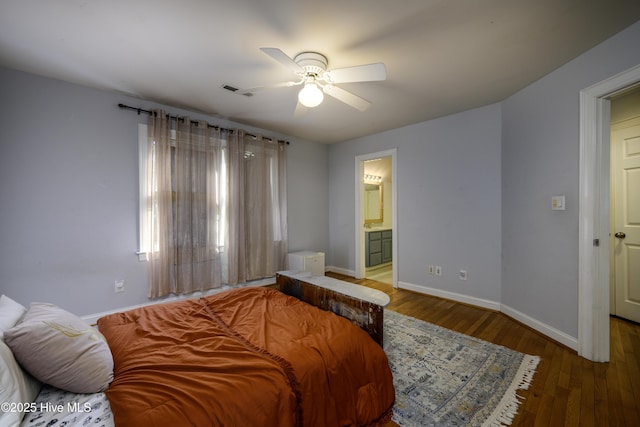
[115,280,125,293]
[552,195,565,211]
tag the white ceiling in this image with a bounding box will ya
[1,1,639,144]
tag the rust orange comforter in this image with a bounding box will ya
[97,287,394,427]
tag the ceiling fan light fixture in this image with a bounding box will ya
[253,47,385,111]
[298,82,324,108]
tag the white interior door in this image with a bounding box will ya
[612,118,640,323]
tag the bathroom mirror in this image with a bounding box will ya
[364,183,383,224]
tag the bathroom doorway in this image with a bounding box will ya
[355,149,398,288]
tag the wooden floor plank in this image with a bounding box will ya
[592,361,608,427]
[325,273,640,426]
[564,386,581,427]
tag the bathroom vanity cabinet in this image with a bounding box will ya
[365,229,392,267]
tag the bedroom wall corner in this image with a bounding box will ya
[0,67,329,316]
[286,139,330,255]
[500,19,640,340]
[328,103,502,303]
[0,67,148,316]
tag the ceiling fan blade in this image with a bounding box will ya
[260,47,305,75]
[322,85,371,111]
[238,80,301,95]
[325,63,386,83]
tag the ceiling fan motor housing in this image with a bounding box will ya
[294,52,328,76]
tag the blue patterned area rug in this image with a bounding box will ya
[384,310,540,427]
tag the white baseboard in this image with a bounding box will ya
[85,270,578,352]
[398,281,501,311]
[500,304,578,351]
[315,270,579,351]
[326,265,355,277]
[397,280,578,351]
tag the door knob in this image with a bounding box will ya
[614,232,626,239]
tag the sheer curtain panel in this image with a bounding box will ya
[220,130,289,285]
[143,110,287,298]
[145,110,174,298]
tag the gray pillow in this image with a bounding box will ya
[4,303,113,393]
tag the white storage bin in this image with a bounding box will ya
[287,251,325,276]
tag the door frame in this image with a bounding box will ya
[579,63,640,362]
[355,149,398,287]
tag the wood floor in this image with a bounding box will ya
[325,272,640,427]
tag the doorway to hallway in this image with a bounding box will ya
[610,87,640,324]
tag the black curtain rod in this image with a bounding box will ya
[118,103,289,145]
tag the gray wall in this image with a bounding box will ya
[501,20,640,337]
[329,19,640,341]
[0,67,329,316]
[2,18,639,341]
[329,104,503,303]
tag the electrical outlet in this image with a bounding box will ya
[435,266,442,276]
[459,270,468,281]
[428,265,434,275]
[114,280,125,293]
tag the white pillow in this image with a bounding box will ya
[4,303,114,394]
[0,295,26,339]
[0,341,42,427]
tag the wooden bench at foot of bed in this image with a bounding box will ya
[276,271,390,346]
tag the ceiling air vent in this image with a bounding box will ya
[222,84,253,97]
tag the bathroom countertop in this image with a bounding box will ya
[364,227,392,232]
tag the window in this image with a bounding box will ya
[137,114,287,298]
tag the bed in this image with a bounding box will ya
[2,284,395,427]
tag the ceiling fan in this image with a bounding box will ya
[240,47,387,112]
